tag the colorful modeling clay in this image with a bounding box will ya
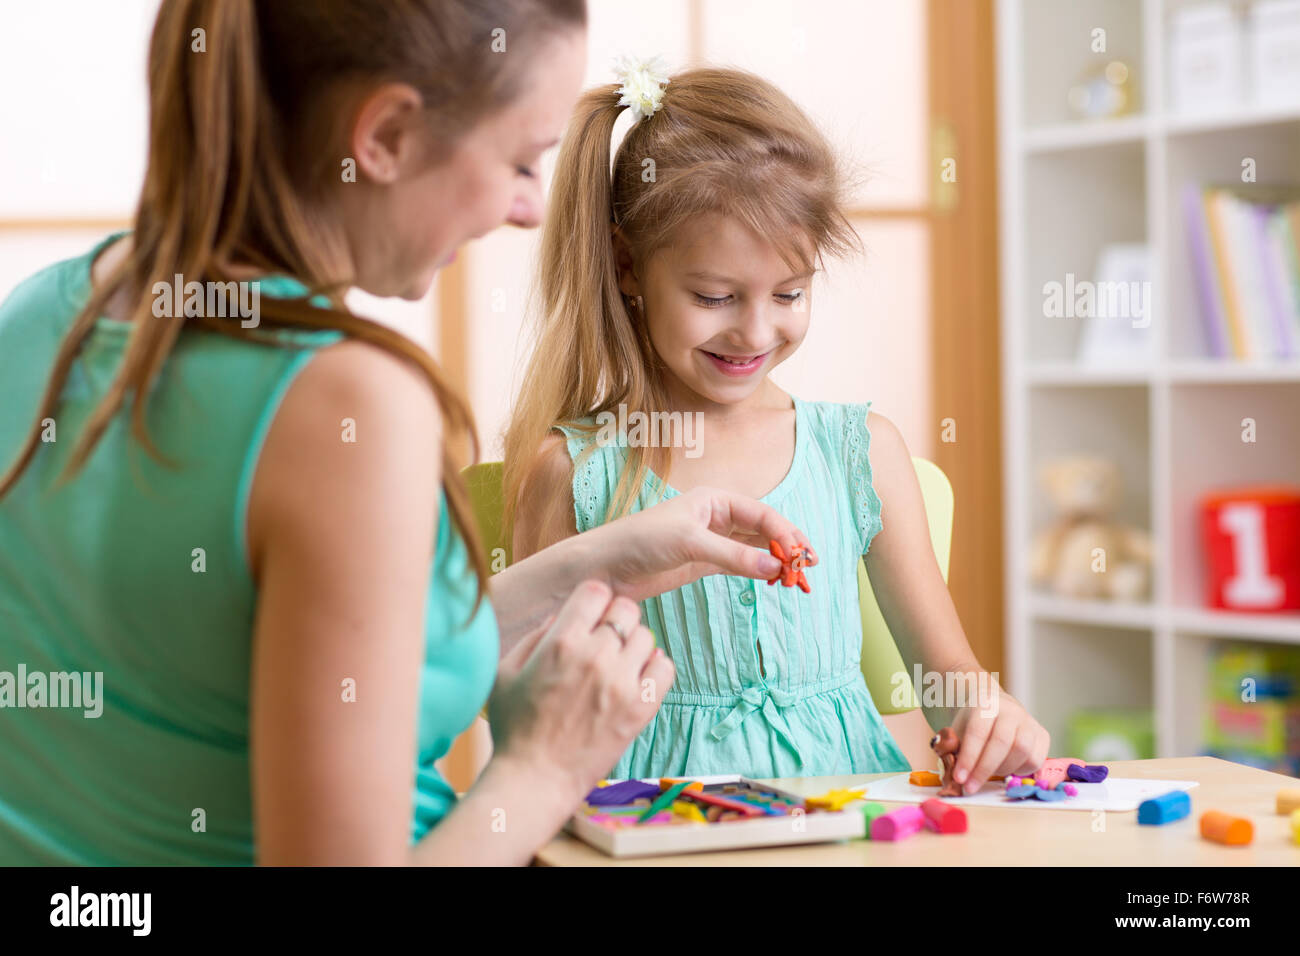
[585,779,662,806]
[767,539,811,593]
[682,790,765,818]
[671,801,708,823]
[930,727,963,797]
[909,771,942,787]
[1033,757,1086,790]
[1137,790,1191,825]
[870,805,926,841]
[921,798,967,834]
[1033,786,1066,802]
[1004,784,1037,800]
[806,787,869,811]
[1199,810,1253,846]
[638,780,697,822]
[1066,763,1109,783]
[1277,788,1300,815]
[1291,808,1300,845]
[859,802,888,837]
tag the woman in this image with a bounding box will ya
[0,0,809,865]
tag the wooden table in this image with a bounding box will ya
[535,757,1300,865]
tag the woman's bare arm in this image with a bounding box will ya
[248,342,585,864]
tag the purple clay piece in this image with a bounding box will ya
[1005,784,1037,800]
[1067,764,1109,783]
[584,780,663,806]
[1063,783,1078,797]
[1034,786,1066,802]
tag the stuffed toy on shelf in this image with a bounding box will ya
[1030,456,1153,602]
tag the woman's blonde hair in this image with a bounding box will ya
[505,67,859,527]
[0,0,585,607]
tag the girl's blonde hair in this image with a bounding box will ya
[0,0,585,607]
[505,67,860,527]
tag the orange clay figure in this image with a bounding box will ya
[931,726,963,797]
[767,539,811,593]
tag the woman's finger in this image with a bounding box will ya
[688,530,785,581]
[699,490,818,566]
[500,611,556,673]
[639,646,676,709]
[594,595,641,647]
[616,624,655,671]
[539,579,615,658]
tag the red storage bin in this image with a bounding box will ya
[1200,487,1300,612]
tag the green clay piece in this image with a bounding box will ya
[638,780,695,823]
[860,802,888,837]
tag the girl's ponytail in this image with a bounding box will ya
[505,89,672,529]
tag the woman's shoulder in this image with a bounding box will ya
[0,234,117,328]
[246,339,443,569]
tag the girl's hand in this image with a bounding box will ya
[487,580,675,802]
[948,679,1051,795]
[584,486,818,604]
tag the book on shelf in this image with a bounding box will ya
[1184,185,1300,361]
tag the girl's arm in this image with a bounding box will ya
[247,345,667,864]
[861,411,1049,793]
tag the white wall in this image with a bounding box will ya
[0,0,932,460]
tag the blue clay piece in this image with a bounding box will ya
[1005,784,1037,799]
[1137,790,1191,825]
[585,780,663,806]
[1067,763,1109,783]
[1034,786,1066,802]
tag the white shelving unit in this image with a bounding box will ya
[997,0,1300,760]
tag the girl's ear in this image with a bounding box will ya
[612,226,641,297]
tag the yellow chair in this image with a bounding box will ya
[463,457,952,718]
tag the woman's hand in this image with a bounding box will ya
[487,579,675,803]
[582,486,819,604]
[948,678,1051,795]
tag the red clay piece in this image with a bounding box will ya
[768,539,812,593]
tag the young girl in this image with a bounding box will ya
[506,64,1049,788]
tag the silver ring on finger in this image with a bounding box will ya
[598,619,629,643]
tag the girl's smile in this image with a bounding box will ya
[700,347,775,377]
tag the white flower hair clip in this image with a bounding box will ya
[613,54,670,121]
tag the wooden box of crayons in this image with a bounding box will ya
[568,775,867,858]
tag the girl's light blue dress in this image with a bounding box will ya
[557,397,911,779]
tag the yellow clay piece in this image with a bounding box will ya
[807,787,869,811]
[671,800,708,823]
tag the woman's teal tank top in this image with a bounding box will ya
[0,235,498,863]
